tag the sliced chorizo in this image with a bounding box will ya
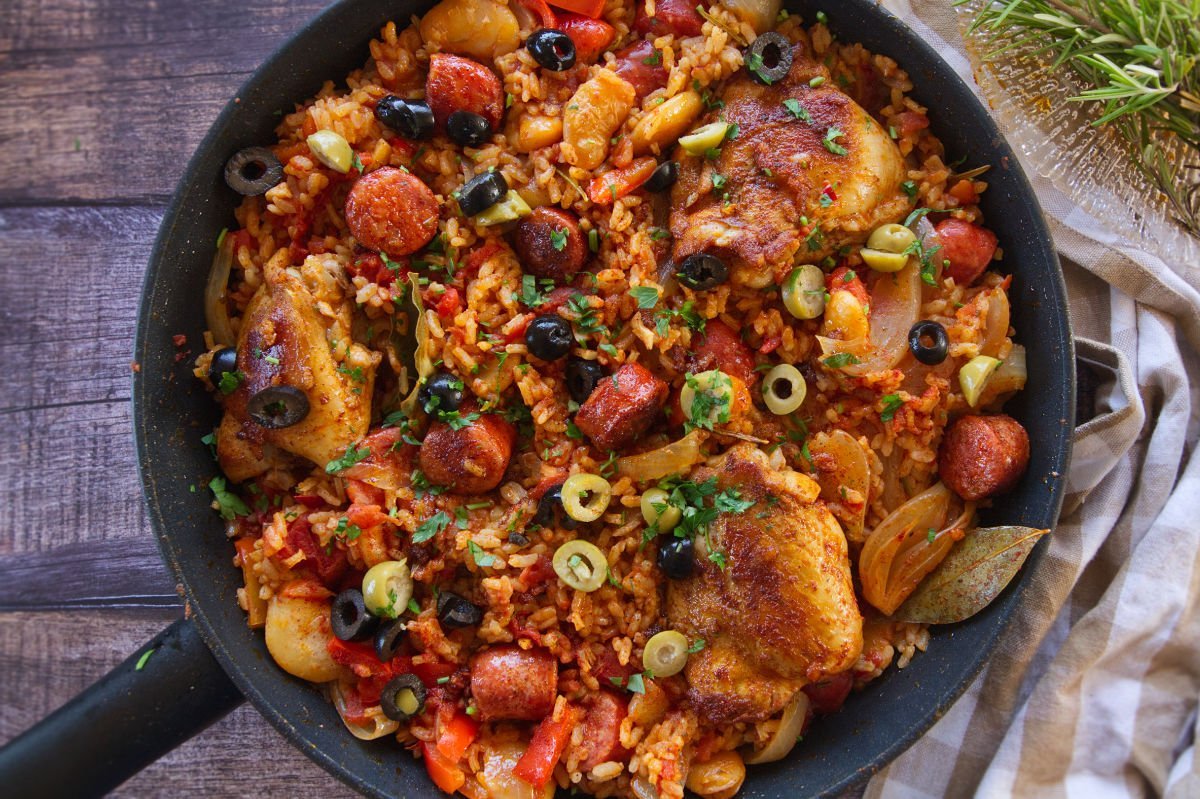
[469,645,557,722]
[558,15,616,64]
[612,40,669,101]
[513,207,587,282]
[690,319,757,388]
[578,690,629,770]
[574,362,669,452]
[938,413,1030,501]
[418,411,516,495]
[425,53,504,132]
[344,167,440,256]
[633,0,705,37]
[935,218,998,287]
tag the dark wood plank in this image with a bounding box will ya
[0,609,355,798]
[0,541,179,610]
[0,0,328,204]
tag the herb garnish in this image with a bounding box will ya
[325,444,370,474]
[412,510,451,544]
[209,476,249,520]
[630,286,660,309]
[823,126,848,155]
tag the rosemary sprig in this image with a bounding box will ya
[962,0,1200,235]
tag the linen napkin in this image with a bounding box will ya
[857,3,1200,797]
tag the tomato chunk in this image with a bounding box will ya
[633,0,704,37]
[827,265,869,307]
[612,40,669,100]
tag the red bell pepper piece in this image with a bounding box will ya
[421,741,466,794]
[513,705,580,787]
[548,0,605,18]
[587,158,657,205]
[436,710,480,762]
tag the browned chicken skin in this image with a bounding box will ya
[670,41,911,288]
[666,444,862,724]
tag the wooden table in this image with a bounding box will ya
[0,1,357,794]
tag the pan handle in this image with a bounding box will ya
[0,616,244,798]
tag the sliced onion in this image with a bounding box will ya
[330,682,399,741]
[859,482,971,615]
[719,0,782,33]
[744,692,810,764]
[979,288,1011,358]
[980,344,1027,404]
[807,430,870,542]
[398,273,435,417]
[616,430,706,482]
[205,236,237,346]
[818,261,921,376]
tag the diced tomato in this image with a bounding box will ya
[547,0,605,18]
[293,494,325,509]
[759,334,782,354]
[328,638,384,671]
[821,183,838,204]
[517,0,558,27]
[827,266,870,307]
[463,240,505,276]
[347,503,394,530]
[281,517,348,587]
[422,741,467,794]
[804,672,853,714]
[633,0,704,37]
[587,158,657,205]
[518,555,557,590]
[432,286,462,320]
[435,711,480,762]
[387,136,417,158]
[513,706,580,787]
[558,14,616,63]
[893,110,930,137]
[590,648,636,685]
[612,40,668,100]
[947,178,978,205]
[414,660,459,687]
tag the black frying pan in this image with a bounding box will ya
[0,0,1075,796]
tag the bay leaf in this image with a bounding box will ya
[894,526,1049,624]
[387,273,433,419]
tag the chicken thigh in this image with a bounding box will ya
[666,444,862,724]
[670,40,912,288]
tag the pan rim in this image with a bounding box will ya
[132,1,1075,796]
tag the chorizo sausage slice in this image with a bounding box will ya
[938,413,1029,501]
[344,167,440,257]
[426,53,504,132]
[418,410,516,495]
[935,218,998,287]
[577,690,629,770]
[513,207,587,282]
[690,319,757,389]
[469,645,557,722]
[574,362,669,452]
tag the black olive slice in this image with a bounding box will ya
[247,385,310,429]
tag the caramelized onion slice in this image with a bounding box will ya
[859,482,975,615]
[330,682,400,741]
[744,692,810,764]
[205,235,237,346]
[616,430,706,482]
[818,261,921,375]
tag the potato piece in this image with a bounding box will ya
[264,591,340,683]
[630,91,703,154]
[517,115,563,153]
[562,70,636,170]
[419,0,520,61]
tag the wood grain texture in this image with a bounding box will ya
[0,0,328,204]
[0,610,355,798]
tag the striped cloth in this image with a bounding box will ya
[861,2,1200,797]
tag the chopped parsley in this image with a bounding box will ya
[334,517,363,542]
[880,393,904,422]
[566,293,608,337]
[746,52,776,85]
[683,372,732,432]
[468,540,497,567]
[209,476,249,520]
[822,352,862,369]
[630,286,661,309]
[407,597,421,614]
[687,638,706,654]
[654,300,706,337]
[412,510,451,544]
[217,370,244,395]
[518,274,553,308]
[626,672,647,694]
[927,528,937,543]
[588,228,600,253]
[819,192,834,208]
[649,227,671,241]
[809,75,826,88]
[325,443,370,474]
[822,126,848,156]
[642,49,662,66]
[135,648,156,671]
[901,180,918,197]
[438,410,481,431]
[550,228,569,252]
[351,153,364,172]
